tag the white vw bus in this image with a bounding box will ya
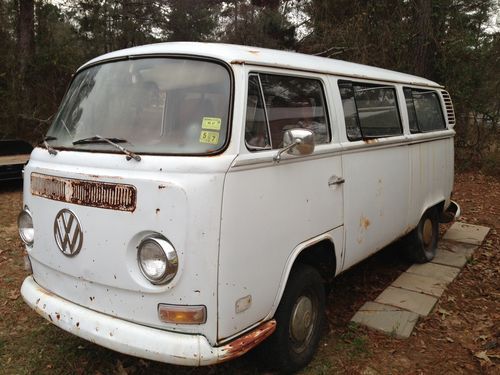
[18,42,460,372]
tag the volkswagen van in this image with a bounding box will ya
[18,42,460,372]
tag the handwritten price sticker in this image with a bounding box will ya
[199,130,220,145]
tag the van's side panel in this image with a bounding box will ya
[218,152,344,340]
[408,134,454,226]
[340,140,410,270]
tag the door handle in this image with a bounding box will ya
[328,175,345,186]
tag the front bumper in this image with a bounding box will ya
[21,276,276,366]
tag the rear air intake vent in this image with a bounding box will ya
[441,90,456,128]
[31,173,136,212]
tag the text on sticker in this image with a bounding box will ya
[199,130,220,145]
[202,117,222,131]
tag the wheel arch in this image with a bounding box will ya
[264,230,341,321]
[409,199,446,234]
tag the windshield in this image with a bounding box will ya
[47,58,231,155]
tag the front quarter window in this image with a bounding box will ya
[47,58,231,155]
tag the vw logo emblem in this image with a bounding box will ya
[53,209,83,256]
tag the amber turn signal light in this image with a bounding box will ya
[158,304,207,324]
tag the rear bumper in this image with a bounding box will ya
[440,200,461,223]
[21,276,276,366]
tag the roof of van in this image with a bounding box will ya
[79,42,442,88]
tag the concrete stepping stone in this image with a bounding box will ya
[443,222,490,245]
[351,301,419,338]
[351,222,490,339]
[438,240,477,258]
[431,248,468,268]
[391,272,446,297]
[375,286,438,316]
[406,262,460,284]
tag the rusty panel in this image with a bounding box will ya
[218,319,276,362]
[31,172,136,212]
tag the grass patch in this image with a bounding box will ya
[336,323,370,359]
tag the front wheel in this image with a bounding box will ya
[405,207,439,263]
[260,264,325,372]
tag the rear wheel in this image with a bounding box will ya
[405,207,439,263]
[260,264,325,372]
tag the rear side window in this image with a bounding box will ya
[245,73,330,150]
[404,88,446,132]
[338,80,402,140]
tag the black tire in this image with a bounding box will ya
[259,264,325,373]
[405,207,439,263]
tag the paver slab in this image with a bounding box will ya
[431,249,468,268]
[443,222,490,245]
[391,272,446,297]
[351,301,419,338]
[406,262,460,284]
[375,286,438,316]
[438,240,477,258]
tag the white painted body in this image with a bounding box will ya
[20,42,455,364]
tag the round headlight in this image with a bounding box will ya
[137,237,178,285]
[18,208,34,246]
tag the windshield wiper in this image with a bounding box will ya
[42,136,58,155]
[72,135,141,161]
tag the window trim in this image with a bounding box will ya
[403,87,447,133]
[338,79,403,141]
[245,71,332,152]
[244,73,272,151]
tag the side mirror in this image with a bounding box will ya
[273,128,315,163]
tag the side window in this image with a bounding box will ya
[338,80,402,140]
[245,73,330,150]
[403,87,419,133]
[245,75,271,149]
[404,88,446,132]
[339,81,362,140]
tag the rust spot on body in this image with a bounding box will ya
[218,320,276,362]
[364,138,379,144]
[360,216,371,230]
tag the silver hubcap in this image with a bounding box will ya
[290,296,314,343]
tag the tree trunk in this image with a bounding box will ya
[413,0,433,78]
[17,0,35,96]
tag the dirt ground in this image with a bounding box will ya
[0,172,498,375]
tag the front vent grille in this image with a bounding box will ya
[31,173,136,212]
[441,90,456,127]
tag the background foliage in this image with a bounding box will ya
[0,0,498,172]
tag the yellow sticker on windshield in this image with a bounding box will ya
[202,117,222,130]
[199,130,219,145]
